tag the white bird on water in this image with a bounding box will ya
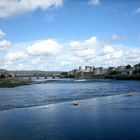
[72,100,79,106]
[127,93,133,96]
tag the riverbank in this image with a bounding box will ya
[78,74,140,80]
[0,92,140,140]
[78,75,106,79]
[0,78,33,88]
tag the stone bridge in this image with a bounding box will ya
[14,73,63,79]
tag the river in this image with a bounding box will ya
[0,79,140,111]
[0,79,140,140]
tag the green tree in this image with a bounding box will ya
[109,70,117,75]
[0,74,6,79]
[125,64,131,69]
[138,69,140,74]
[61,72,69,78]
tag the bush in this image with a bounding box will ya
[109,70,117,75]
[125,65,131,69]
[0,74,6,79]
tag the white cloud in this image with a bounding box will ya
[100,45,123,59]
[112,34,119,41]
[0,29,6,37]
[74,48,95,57]
[1,36,140,71]
[84,36,97,46]
[125,49,140,60]
[70,41,82,50]
[0,40,12,47]
[70,36,97,50]
[0,0,64,18]
[102,45,114,54]
[60,61,72,66]
[27,39,62,56]
[5,52,26,61]
[69,37,125,68]
[113,50,123,58]
[89,0,100,6]
[69,36,97,62]
[132,7,140,15]
[30,57,41,65]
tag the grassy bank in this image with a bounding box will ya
[114,75,140,80]
[78,75,107,79]
[77,74,140,80]
[0,78,33,88]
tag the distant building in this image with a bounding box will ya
[10,73,15,78]
[79,66,82,71]
[116,66,126,72]
[69,62,140,78]
[93,68,100,75]
[121,69,133,76]
[133,63,140,72]
[108,67,116,72]
[85,66,91,72]
[132,63,140,75]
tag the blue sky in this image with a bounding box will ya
[0,0,140,71]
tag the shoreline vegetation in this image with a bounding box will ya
[0,66,140,87]
[0,78,33,88]
[0,74,140,88]
[77,74,140,80]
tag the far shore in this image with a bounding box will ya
[0,78,34,88]
[1,75,140,88]
[77,75,140,80]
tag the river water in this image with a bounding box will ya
[0,79,140,140]
[0,79,140,111]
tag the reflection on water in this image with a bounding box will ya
[0,79,140,111]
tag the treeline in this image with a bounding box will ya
[0,72,12,79]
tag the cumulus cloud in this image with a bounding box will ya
[1,36,140,70]
[3,51,27,69]
[132,7,140,15]
[0,0,64,18]
[69,36,97,63]
[0,40,12,47]
[89,0,100,5]
[57,55,85,70]
[125,49,140,60]
[0,29,6,37]
[60,61,72,66]
[85,36,97,47]
[27,39,62,56]
[100,45,123,58]
[70,41,81,50]
[5,52,26,61]
[70,36,97,50]
[74,48,95,57]
[69,36,126,68]
[102,45,114,54]
[113,50,123,58]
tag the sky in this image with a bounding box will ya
[0,0,140,71]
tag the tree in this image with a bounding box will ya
[125,64,131,69]
[61,72,69,78]
[109,70,117,75]
[0,74,6,79]
[138,69,140,74]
